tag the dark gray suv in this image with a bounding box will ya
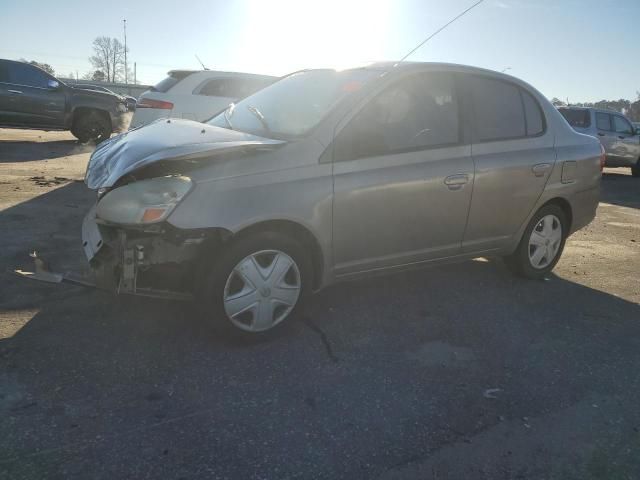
[0,59,129,143]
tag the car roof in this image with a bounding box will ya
[296,61,535,88]
[359,61,518,77]
[168,69,276,80]
[560,105,627,116]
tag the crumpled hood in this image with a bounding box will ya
[85,118,285,189]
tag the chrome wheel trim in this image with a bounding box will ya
[223,250,301,332]
[528,214,562,269]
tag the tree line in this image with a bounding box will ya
[21,35,134,84]
[16,55,640,117]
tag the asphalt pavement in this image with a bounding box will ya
[1,129,639,480]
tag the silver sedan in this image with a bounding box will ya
[82,62,602,335]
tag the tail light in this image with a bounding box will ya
[136,98,174,109]
[599,144,606,172]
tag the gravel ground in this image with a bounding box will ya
[1,128,639,480]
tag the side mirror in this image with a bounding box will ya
[47,79,60,90]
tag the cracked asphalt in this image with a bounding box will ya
[1,129,640,480]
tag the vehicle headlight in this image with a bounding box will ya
[117,102,127,113]
[96,176,193,225]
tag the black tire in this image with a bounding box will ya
[504,204,568,280]
[632,161,640,178]
[71,110,111,144]
[197,231,312,336]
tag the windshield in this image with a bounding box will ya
[208,69,381,138]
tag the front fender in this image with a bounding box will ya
[168,162,335,285]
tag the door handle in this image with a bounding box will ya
[618,135,625,139]
[444,174,469,190]
[532,163,551,177]
[8,89,23,94]
[597,132,605,136]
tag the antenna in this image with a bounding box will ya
[396,0,486,65]
[195,54,209,70]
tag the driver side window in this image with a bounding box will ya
[334,72,460,162]
[8,62,49,88]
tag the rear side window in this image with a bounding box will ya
[596,112,611,131]
[613,115,633,134]
[469,76,525,141]
[522,90,544,136]
[334,72,460,161]
[8,62,49,88]
[151,71,192,93]
[197,77,271,99]
[559,109,591,128]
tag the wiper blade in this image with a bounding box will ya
[223,103,235,129]
[246,105,271,133]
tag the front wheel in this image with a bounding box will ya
[631,161,640,178]
[505,204,568,279]
[71,111,111,144]
[198,232,312,335]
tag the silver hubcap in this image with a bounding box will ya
[528,214,562,269]
[223,250,301,332]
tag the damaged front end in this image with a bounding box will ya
[16,118,284,300]
[82,207,225,300]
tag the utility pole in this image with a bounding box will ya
[123,18,128,85]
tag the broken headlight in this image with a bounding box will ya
[96,176,193,225]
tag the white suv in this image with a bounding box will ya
[130,70,276,128]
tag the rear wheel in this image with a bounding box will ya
[505,204,568,279]
[198,232,312,336]
[71,110,111,144]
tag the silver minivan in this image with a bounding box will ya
[81,63,602,335]
[559,106,640,177]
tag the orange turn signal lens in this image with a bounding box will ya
[141,207,167,223]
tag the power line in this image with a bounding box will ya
[396,0,486,64]
[123,19,128,84]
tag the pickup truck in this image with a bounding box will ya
[0,59,129,143]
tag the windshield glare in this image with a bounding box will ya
[208,69,381,138]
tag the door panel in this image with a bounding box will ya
[10,85,65,127]
[463,75,555,252]
[331,71,473,275]
[595,112,617,161]
[464,137,555,251]
[612,114,640,165]
[1,61,65,128]
[333,146,474,274]
[0,83,15,124]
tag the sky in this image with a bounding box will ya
[1,0,639,102]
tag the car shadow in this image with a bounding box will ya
[0,181,94,312]
[2,256,640,479]
[601,171,640,209]
[0,140,94,163]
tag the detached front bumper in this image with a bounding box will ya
[80,206,218,301]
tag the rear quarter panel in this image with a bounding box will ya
[503,104,601,253]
